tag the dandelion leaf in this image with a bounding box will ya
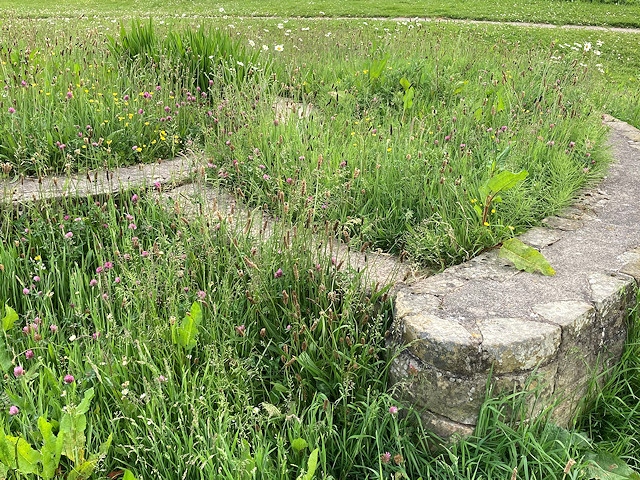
[498,238,555,276]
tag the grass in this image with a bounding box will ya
[3,16,635,268]
[0,2,639,479]
[2,0,640,28]
[1,187,639,479]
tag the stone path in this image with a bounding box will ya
[1,153,419,289]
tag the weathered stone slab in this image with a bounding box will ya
[477,317,561,373]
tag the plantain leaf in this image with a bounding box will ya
[498,238,555,276]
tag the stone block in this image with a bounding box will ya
[477,317,561,374]
[402,311,482,375]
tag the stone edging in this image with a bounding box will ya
[389,115,640,438]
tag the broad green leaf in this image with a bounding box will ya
[2,304,18,331]
[98,434,112,456]
[60,412,87,463]
[486,169,528,194]
[402,87,414,111]
[473,204,483,221]
[303,448,319,480]
[0,340,12,373]
[399,77,411,91]
[39,416,65,479]
[0,427,16,468]
[499,238,555,276]
[14,437,42,474]
[175,302,202,351]
[76,388,95,415]
[474,107,483,121]
[0,462,7,478]
[66,458,97,480]
[585,452,640,480]
[123,469,138,480]
[291,438,308,453]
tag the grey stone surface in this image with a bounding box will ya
[1,156,198,205]
[392,116,640,439]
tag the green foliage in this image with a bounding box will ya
[0,387,111,479]
[585,452,640,479]
[1,304,18,331]
[498,238,556,276]
[171,301,203,351]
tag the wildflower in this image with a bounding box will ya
[389,406,398,415]
[14,366,24,377]
[92,331,101,340]
[235,325,246,336]
[158,375,167,383]
[9,405,19,415]
[25,350,34,360]
[22,287,30,295]
[115,277,121,284]
[141,251,149,257]
[286,177,293,184]
[381,452,391,464]
[8,107,15,114]
[274,44,284,52]
[50,324,58,333]
[128,223,137,230]
[63,374,75,384]
[274,268,284,278]
[64,231,73,239]
[96,266,104,274]
[262,45,269,51]
[393,454,404,465]
[197,290,206,301]
[89,279,98,287]
[103,261,113,270]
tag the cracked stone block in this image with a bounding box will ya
[477,317,561,374]
[419,410,475,440]
[402,311,482,375]
[532,301,595,334]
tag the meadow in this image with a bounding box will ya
[1,2,640,479]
